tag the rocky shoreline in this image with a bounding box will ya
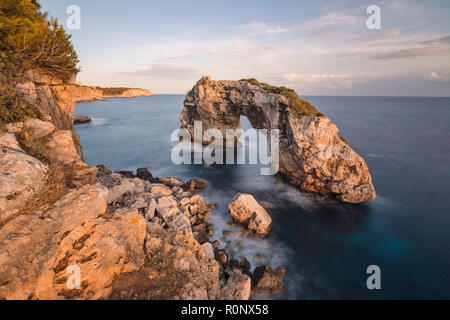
[0,71,284,300]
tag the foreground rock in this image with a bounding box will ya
[46,130,98,187]
[180,76,376,203]
[0,133,48,222]
[252,265,286,295]
[227,193,272,236]
[0,185,146,299]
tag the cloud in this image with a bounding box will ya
[120,63,203,79]
[420,35,450,46]
[280,73,355,89]
[370,46,450,59]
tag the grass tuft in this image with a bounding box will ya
[240,78,324,117]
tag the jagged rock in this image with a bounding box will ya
[202,242,215,260]
[0,185,148,300]
[0,133,48,222]
[215,250,228,266]
[220,270,251,300]
[24,118,55,138]
[159,177,185,188]
[136,168,155,182]
[186,178,207,190]
[130,197,147,209]
[46,130,97,187]
[180,76,376,203]
[110,230,223,300]
[73,115,92,125]
[115,171,135,178]
[146,184,173,198]
[227,193,272,236]
[4,122,23,133]
[107,180,135,204]
[239,257,251,271]
[145,199,157,221]
[252,266,286,295]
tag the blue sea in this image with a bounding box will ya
[75,95,450,299]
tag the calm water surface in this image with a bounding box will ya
[75,95,450,299]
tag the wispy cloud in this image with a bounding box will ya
[120,63,204,79]
[370,47,450,59]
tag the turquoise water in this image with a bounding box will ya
[75,95,450,299]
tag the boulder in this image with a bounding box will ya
[159,177,185,188]
[252,266,286,295]
[220,270,251,300]
[239,257,251,271]
[202,242,215,260]
[227,193,272,236]
[107,180,135,204]
[215,250,228,266]
[115,171,135,178]
[135,168,155,182]
[0,133,48,222]
[46,130,98,188]
[73,115,92,125]
[145,199,157,221]
[146,184,173,198]
[186,178,207,190]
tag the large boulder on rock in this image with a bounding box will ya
[252,265,286,295]
[180,76,376,203]
[227,193,272,236]
[0,133,48,222]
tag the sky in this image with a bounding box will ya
[40,0,450,96]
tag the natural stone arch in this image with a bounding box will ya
[180,76,376,203]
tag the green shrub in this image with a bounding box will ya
[0,82,42,123]
[0,0,79,81]
[240,78,323,117]
[95,87,129,96]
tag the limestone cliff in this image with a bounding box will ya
[71,85,154,103]
[180,76,376,203]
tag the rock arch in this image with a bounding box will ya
[180,76,376,203]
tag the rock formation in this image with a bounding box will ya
[0,132,48,222]
[227,193,272,236]
[180,76,376,203]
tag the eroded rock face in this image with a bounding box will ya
[0,133,48,222]
[180,76,376,203]
[227,193,272,236]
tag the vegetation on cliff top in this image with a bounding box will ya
[0,0,78,123]
[240,78,324,117]
[0,0,79,80]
